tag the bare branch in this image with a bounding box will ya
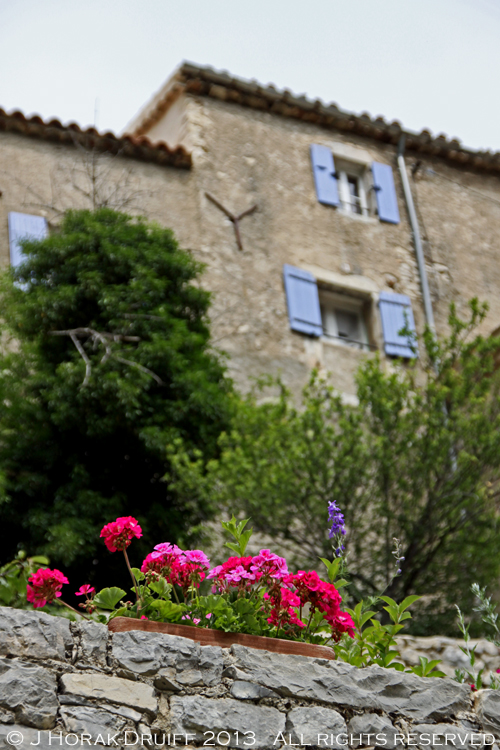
[49,327,163,386]
[51,328,140,342]
[113,356,164,385]
[68,333,92,387]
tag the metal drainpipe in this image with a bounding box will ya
[397,135,436,335]
[398,138,457,467]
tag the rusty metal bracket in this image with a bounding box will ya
[205,192,257,251]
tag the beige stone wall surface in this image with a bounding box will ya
[3,90,500,398]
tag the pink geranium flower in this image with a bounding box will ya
[100,516,142,553]
[151,542,183,559]
[27,568,69,609]
[182,550,210,568]
[251,550,288,580]
[225,565,254,584]
[75,585,95,597]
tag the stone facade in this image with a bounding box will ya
[2,608,500,750]
[3,64,500,398]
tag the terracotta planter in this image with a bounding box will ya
[108,617,335,660]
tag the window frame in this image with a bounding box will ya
[335,158,373,218]
[318,286,371,351]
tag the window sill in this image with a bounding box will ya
[321,336,374,353]
[337,209,378,224]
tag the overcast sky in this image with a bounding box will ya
[1,0,499,151]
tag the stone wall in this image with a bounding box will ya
[1,608,500,750]
[396,636,500,683]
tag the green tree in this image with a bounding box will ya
[0,209,232,591]
[169,301,500,634]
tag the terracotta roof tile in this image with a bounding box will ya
[0,107,191,169]
[131,62,500,175]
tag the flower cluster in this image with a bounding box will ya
[285,570,355,640]
[207,550,288,593]
[100,516,143,552]
[328,501,346,557]
[75,584,96,614]
[25,510,355,650]
[328,501,346,538]
[26,568,69,608]
[141,543,210,592]
[264,587,305,630]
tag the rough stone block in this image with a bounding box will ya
[60,706,129,741]
[442,646,470,669]
[0,608,71,662]
[170,695,285,749]
[348,713,398,749]
[112,630,222,686]
[413,723,484,750]
[475,690,500,738]
[230,681,278,700]
[0,658,58,729]
[0,710,13,725]
[60,672,157,714]
[0,723,56,750]
[286,706,346,748]
[228,644,470,721]
[78,621,108,667]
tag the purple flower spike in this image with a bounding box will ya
[328,501,346,539]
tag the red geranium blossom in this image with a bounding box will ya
[284,570,355,640]
[27,568,69,608]
[75,585,95,597]
[100,516,142,552]
[265,587,305,630]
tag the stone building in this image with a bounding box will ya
[2,62,500,399]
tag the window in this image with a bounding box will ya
[283,264,418,359]
[309,144,400,224]
[336,160,371,217]
[8,212,48,268]
[319,288,370,350]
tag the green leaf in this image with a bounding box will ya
[149,599,184,621]
[399,595,421,612]
[107,606,130,621]
[335,578,349,589]
[225,541,242,555]
[131,568,145,583]
[391,662,405,671]
[320,557,340,583]
[148,578,172,598]
[93,587,127,610]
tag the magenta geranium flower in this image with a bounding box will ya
[100,516,142,552]
[75,584,95,597]
[151,542,183,559]
[182,549,210,568]
[26,568,69,609]
[251,549,288,580]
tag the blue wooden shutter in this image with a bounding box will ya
[8,212,48,268]
[379,291,418,358]
[372,162,400,224]
[283,264,323,337]
[310,144,339,207]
